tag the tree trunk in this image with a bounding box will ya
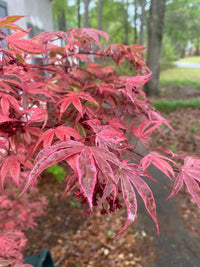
[57,8,66,31]
[144,0,166,96]
[84,0,90,28]
[134,0,138,44]
[124,0,129,45]
[98,0,103,31]
[77,0,81,28]
[139,0,146,46]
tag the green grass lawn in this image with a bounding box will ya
[176,56,200,63]
[155,65,200,112]
[160,67,200,89]
[152,98,200,113]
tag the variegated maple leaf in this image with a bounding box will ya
[23,108,48,128]
[132,120,163,146]
[115,162,159,235]
[20,141,119,205]
[34,126,82,149]
[0,15,26,32]
[168,156,200,208]
[20,140,159,235]
[141,152,175,180]
[0,154,33,189]
[86,119,128,150]
[6,30,44,54]
[58,91,98,118]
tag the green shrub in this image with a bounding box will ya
[161,36,178,70]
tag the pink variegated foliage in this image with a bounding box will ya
[0,231,32,267]
[0,15,200,266]
[0,186,46,267]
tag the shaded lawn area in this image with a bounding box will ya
[176,56,200,63]
[160,67,200,89]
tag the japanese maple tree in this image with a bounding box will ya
[0,15,200,266]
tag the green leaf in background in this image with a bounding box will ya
[46,163,67,183]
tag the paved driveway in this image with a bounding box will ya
[174,61,200,68]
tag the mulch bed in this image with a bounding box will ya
[150,108,200,156]
[23,174,154,267]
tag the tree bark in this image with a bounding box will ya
[77,0,81,28]
[124,0,129,45]
[139,0,146,46]
[84,0,90,28]
[134,0,138,44]
[144,0,166,96]
[98,0,103,31]
[57,8,66,31]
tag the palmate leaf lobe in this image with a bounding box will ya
[168,156,200,208]
[77,148,97,212]
[1,155,21,189]
[115,162,159,235]
[141,152,175,180]
[58,91,98,118]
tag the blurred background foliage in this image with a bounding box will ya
[46,163,67,183]
[51,0,200,70]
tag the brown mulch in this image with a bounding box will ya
[23,174,154,267]
[149,108,200,156]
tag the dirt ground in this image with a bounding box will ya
[23,89,200,267]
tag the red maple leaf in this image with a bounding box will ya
[34,126,82,149]
[168,156,200,208]
[20,140,159,235]
[141,152,175,180]
[23,108,48,128]
[115,162,159,235]
[1,156,20,189]
[132,120,163,146]
[58,91,98,118]
[6,30,44,54]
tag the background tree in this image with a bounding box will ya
[124,0,130,45]
[52,0,67,31]
[133,0,138,44]
[52,0,80,29]
[98,0,103,31]
[164,0,200,57]
[144,0,166,96]
[52,0,148,46]
[77,0,81,28]
[164,0,190,58]
[139,0,147,46]
[84,0,90,27]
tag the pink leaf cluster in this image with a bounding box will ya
[0,186,46,266]
[0,231,32,267]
